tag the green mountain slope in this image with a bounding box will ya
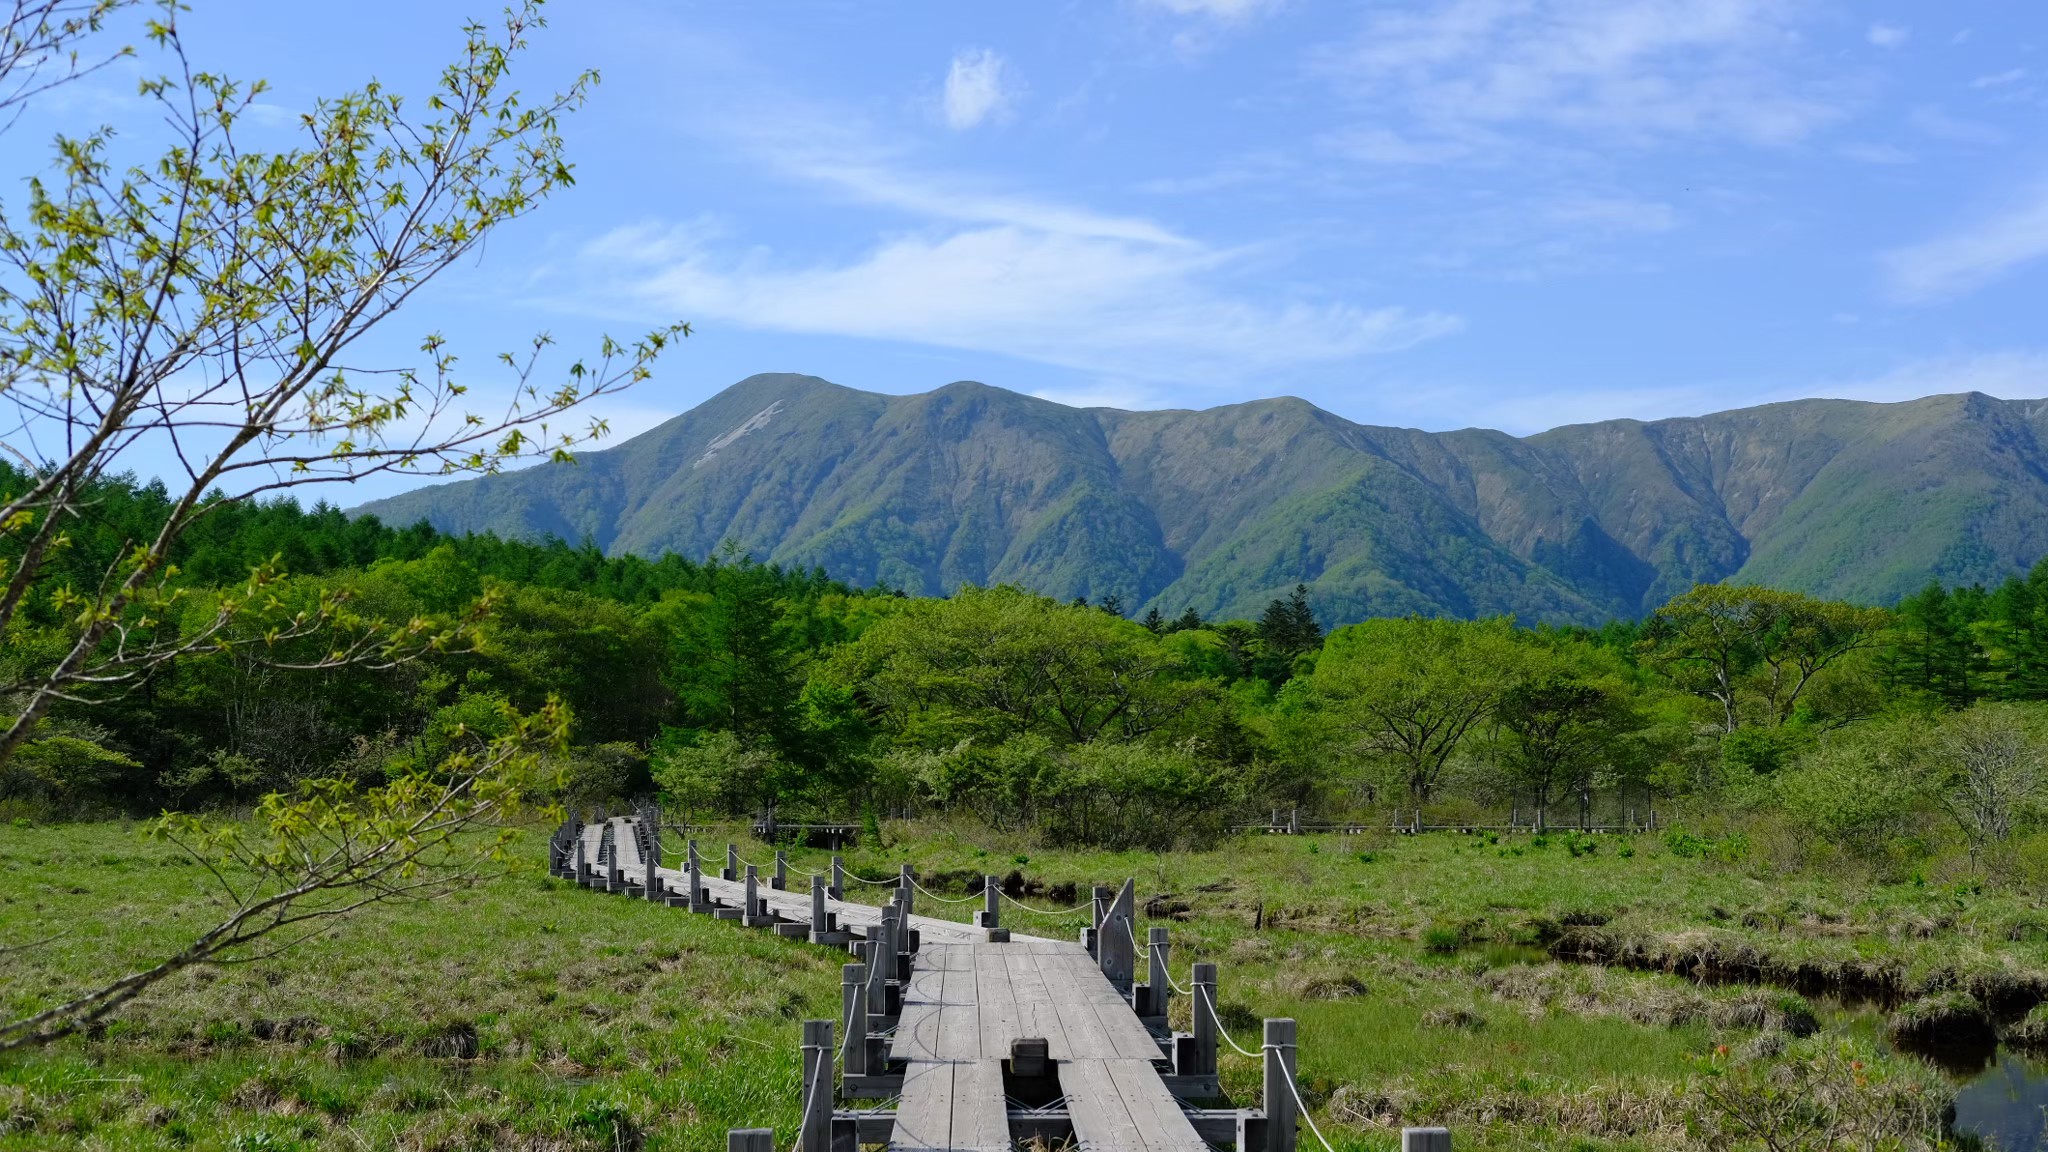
[353,375,2048,624]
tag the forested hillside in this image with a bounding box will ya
[356,375,2048,624]
[17,463,2048,865]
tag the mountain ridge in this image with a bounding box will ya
[353,374,2048,625]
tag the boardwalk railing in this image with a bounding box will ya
[548,808,1457,1152]
[1235,805,1661,836]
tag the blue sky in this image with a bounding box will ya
[11,0,2048,499]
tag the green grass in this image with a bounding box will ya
[1,818,1998,1150]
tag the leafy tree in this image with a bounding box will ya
[0,1,683,768]
[831,585,1215,750]
[1926,703,2046,857]
[0,2,669,1050]
[1296,616,1530,803]
[1638,584,1889,732]
[1775,717,1932,859]
[1490,663,1636,826]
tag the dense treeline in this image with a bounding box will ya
[12,469,2048,860]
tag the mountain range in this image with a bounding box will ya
[353,374,2048,626]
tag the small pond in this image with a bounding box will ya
[1955,1050,2048,1151]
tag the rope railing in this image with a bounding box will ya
[997,889,1092,916]
[909,879,984,905]
[1194,984,1338,1152]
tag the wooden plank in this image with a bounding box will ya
[1040,950,1162,1061]
[1102,1058,1209,1151]
[975,945,1023,1060]
[887,1060,955,1151]
[1034,952,1125,1061]
[1004,947,1073,1060]
[938,953,980,1060]
[1060,1058,1145,1151]
[949,1060,1011,1152]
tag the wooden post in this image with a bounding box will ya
[687,839,709,912]
[1191,962,1219,1076]
[605,825,624,892]
[1402,1129,1451,1152]
[1146,927,1171,1018]
[864,939,887,1015]
[743,864,765,926]
[810,874,829,939]
[830,855,844,899]
[724,843,738,882]
[841,962,868,1076]
[1264,1018,1298,1152]
[898,863,913,917]
[800,1019,833,1152]
[774,849,789,891]
[975,873,999,930]
[727,1130,773,1152]
[573,832,591,885]
[879,909,899,990]
[1289,806,1301,834]
[640,818,664,901]
[1100,879,1136,993]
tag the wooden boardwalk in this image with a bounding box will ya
[551,813,1351,1152]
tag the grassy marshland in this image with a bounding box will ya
[4,819,2013,1150]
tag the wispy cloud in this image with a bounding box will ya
[1137,0,1280,19]
[1866,23,1908,49]
[942,48,1017,131]
[1972,68,2028,89]
[1313,0,1847,153]
[578,221,1462,384]
[1907,105,2006,146]
[706,95,1185,245]
[1883,184,2048,302]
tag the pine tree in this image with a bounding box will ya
[1099,594,1124,617]
[1140,607,1166,633]
[1174,607,1204,632]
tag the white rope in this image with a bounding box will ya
[842,870,898,886]
[789,1043,826,1152]
[1165,967,1192,996]
[910,879,984,905]
[1272,1041,1339,1152]
[1191,986,1336,1152]
[997,889,1092,916]
[801,993,862,1152]
[1196,984,1262,1058]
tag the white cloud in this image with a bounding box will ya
[1883,185,2048,302]
[1866,23,1908,49]
[1416,352,2048,434]
[578,222,1461,383]
[1972,68,2028,90]
[943,48,1015,131]
[1139,0,1278,19]
[1545,196,1678,234]
[1810,352,2048,405]
[1315,0,1846,152]
[1837,142,1915,165]
[1908,105,2005,146]
[708,96,1182,246]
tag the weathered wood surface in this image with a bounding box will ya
[592,818,1214,1151]
[885,1059,1009,1151]
[891,943,1159,1063]
[1061,1058,1212,1152]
